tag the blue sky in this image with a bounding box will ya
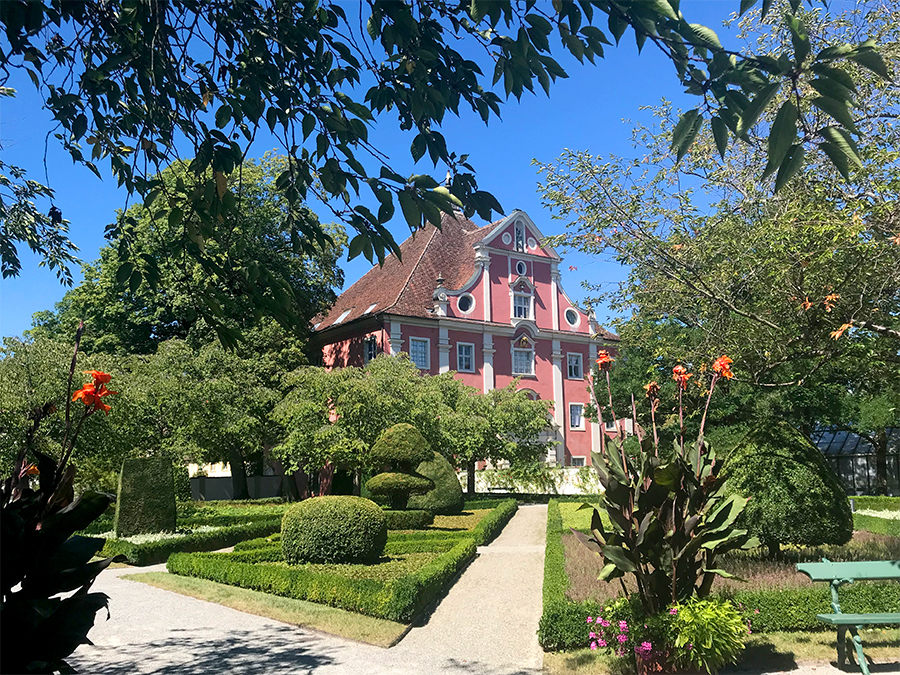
[0,2,737,340]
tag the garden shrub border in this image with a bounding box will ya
[166,499,518,622]
[100,517,281,566]
[852,496,899,512]
[537,499,900,652]
[853,513,900,536]
[383,509,434,530]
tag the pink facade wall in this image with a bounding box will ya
[321,327,387,370]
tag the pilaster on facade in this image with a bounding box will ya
[551,339,565,466]
[588,342,601,458]
[438,326,451,374]
[475,249,492,323]
[550,263,560,332]
[482,332,495,392]
[389,320,403,356]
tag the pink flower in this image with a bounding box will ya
[617,634,627,644]
[590,641,597,651]
[687,643,693,650]
[600,619,610,627]
[619,620,628,631]
[589,632,596,639]
[587,616,593,623]
[669,607,678,615]
[598,639,607,647]
[755,609,760,614]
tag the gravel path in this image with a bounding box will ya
[69,504,548,675]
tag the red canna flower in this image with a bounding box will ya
[72,376,118,415]
[712,355,734,379]
[595,350,615,371]
[83,370,112,385]
[672,365,693,389]
[643,381,660,400]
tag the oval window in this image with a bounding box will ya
[457,294,474,313]
[516,260,528,276]
[565,308,579,326]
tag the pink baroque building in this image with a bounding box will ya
[311,210,620,467]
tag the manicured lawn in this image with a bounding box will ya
[124,572,408,647]
[543,628,900,674]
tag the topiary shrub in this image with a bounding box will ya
[365,423,434,510]
[115,457,177,537]
[281,495,387,564]
[408,451,464,515]
[383,509,434,530]
[724,422,853,556]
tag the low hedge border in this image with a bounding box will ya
[101,518,281,566]
[469,498,517,545]
[383,509,434,530]
[853,513,900,536]
[852,496,899,512]
[167,537,477,622]
[464,494,602,509]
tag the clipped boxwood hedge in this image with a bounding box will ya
[101,517,281,566]
[383,509,434,530]
[282,496,387,565]
[852,496,899,512]
[115,457,177,537]
[408,451,464,515]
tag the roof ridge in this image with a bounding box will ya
[390,226,439,312]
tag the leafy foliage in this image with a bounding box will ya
[281,495,388,565]
[382,509,434,531]
[724,423,853,552]
[407,451,464,515]
[2,0,883,339]
[670,598,747,674]
[365,424,434,511]
[114,457,177,538]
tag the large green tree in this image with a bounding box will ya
[29,156,345,353]
[1,0,887,343]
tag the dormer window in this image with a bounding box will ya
[332,308,352,325]
[514,222,526,252]
[513,293,531,319]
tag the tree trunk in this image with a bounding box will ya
[292,470,310,500]
[874,429,888,496]
[272,459,294,501]
[467,458,476,496]
[391,492,409,510]
[227,447,249,500]
[352,469,361,496]
[318,462,334,496]
[766,541,780,560]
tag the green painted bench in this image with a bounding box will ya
[796,559,900,675]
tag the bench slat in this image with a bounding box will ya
[816,613,900,626]
[797,560,900,581]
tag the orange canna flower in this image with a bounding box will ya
[823,293,840,312]
[644,381,660,400]
[672,365,693,389]
[24,463,40,476]
[712,355,734,379]
[800,297,814,311]
[830,323,853,340]
[595,350,615,371]
[72,378,118,415]
[83,370,112,385]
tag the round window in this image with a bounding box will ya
[516,261,528,276]
[565,308,579,327]
[457,294,474,313]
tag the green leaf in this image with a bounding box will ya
[397,190,420,230]
[671,108,702,162]
[701,568,748,582]
[816,43,855,60]
[848,48,891,80]
[788,15,809,65]
[128,269,142,294]
[601,545,638,572]
[774,143,805,191]
[598,562,623,581]
[761,0,774,17]
[115,261,134,285]
[736,82,780,137]
[636,0,678,21]
[168,207,183,227]
[688,24,722,50]
[347,234,367,260]
[810,76,855,103]
[739,0,757,15]
[818,126,863,179]
[711,116,728,159]
[764,100,798,178]
[811,96,858,134]
[215,105,232,129]
[608,14,627,44]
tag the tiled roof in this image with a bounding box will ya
[314,211,492,329]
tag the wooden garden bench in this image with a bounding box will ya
[796,559,900,675]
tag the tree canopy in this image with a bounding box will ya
[1,0,890,343]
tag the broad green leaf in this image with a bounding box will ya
[761,0,774,17]
[671,108,702,162]
[636,0,678,21]
[397,190,420,229]
[115,261,134,285]
[348,234,367,260]
[739,0,757,15]
[816,43,855,60]
[688,24,721,50]
[810,76,855,103]
[128,269,142,294]
[601,544,637,573]
[788,15,809,65]
[736,82,779,137]
[811,96,858,134]
[849,48,891,80]
[702,568,748,582]
[819,126,863,179]
[215,105,232,129]
[608,14,626,44]
[774,143,805,191]
[764,100,797,178]
[598,563,622,581]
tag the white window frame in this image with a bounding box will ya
[456,342,475,372]
[604,418,617,431]
[564,307,580,328]
[409,337,430,370]
[363,336,378,364]
[512,347,534,375]
[567,353,583,380]
[515,260,528,277]
[569,403,585,430]
[513,292,532,320]
[570,456,586,467]
[457,293,475,315]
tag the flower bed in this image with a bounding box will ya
[167,499,517,622]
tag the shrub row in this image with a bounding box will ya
[234,534,281,551]
[167,537,477,622]
[100,518,281,566]
[852,496,899,512]
[384,537,460,556]
[854,513,900,536]
[383,509,434,530]
[463,494,602,509]
[469,498,517,545]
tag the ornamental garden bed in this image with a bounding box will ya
[539,499,900,654]
[162,498,517,625]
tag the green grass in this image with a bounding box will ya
[123,572,407,647]
[543,628,900,674]
[558,500,610,533]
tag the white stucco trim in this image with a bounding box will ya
[438,327,451,374]
[482,333,495,391]
[552,339,565,465]
[389,320,403,356]
[589,343,601,456]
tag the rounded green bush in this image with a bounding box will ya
[369,423,433,468]
[383,509,434,530]
[724,422,853,554]
[365,472,433,499]
[408,451,464,514]
[281,496,387,565]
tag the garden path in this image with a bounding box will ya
[68,503,548,675]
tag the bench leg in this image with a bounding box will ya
[836,626,848,667]
[849,627,870,675]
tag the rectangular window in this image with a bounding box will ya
[512,348,534,375]
[567,353,583,379]
[605,418,617,431]
[513,293,531,319]
[515,223,526,252]
[570,403,584,430]
[457,343,475,372]
[363,336,378,364]
[409,337,429,370]
[570,456,586,467]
